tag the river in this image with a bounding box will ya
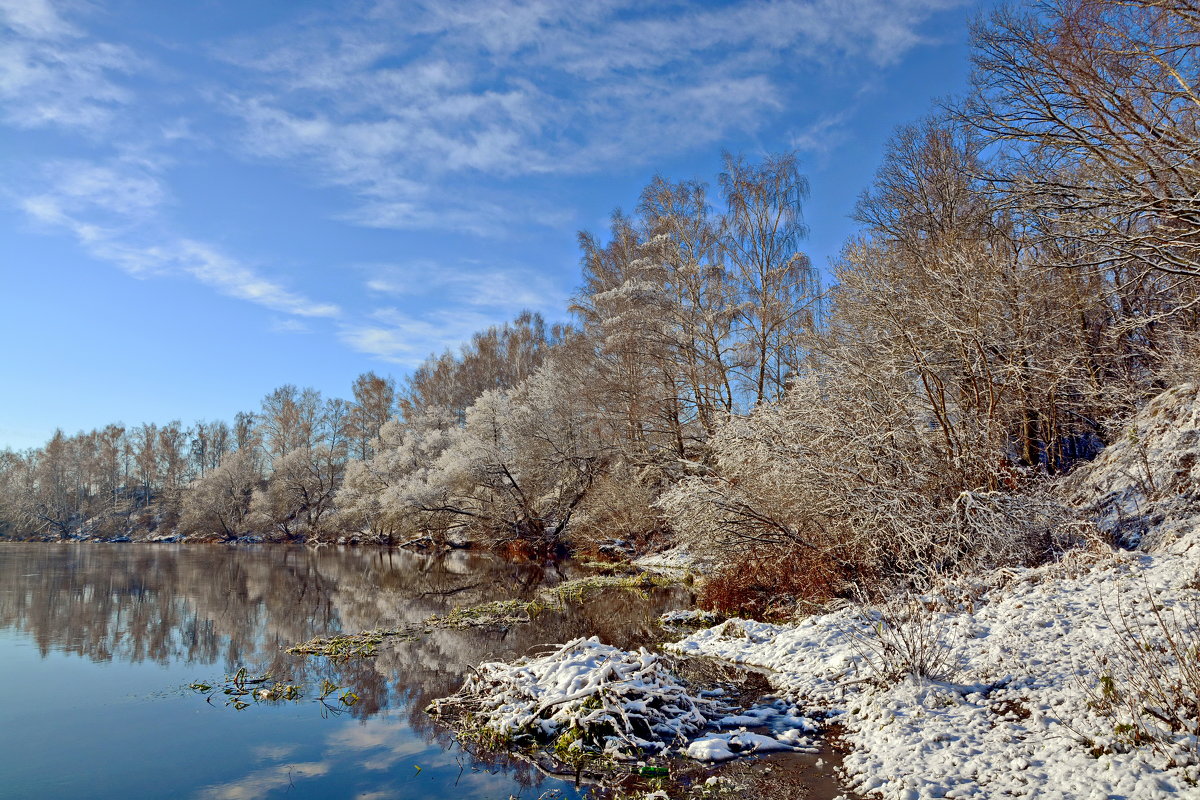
[0,543,691,799]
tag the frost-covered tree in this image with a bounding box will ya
[336,412,455,542]
[406,361,607,552]
[249,445,344,541]
[398,311,563,424]
[719,151,821,405]
[179,449,261,540]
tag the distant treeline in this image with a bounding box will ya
[4,1,1199,604]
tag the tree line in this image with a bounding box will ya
[4,0,1199,602]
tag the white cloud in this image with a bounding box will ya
[0,0,142,131]
[269,318,312,334]
[339,258,568,363]
[324,717,429,771]
[0,0,76,39]
[19,158,341,318]
[790,109,857,157]
[338,307,508,365]
[215,0,967,236]
[250,743,300,762]
[363,260,567,312]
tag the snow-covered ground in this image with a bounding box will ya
[669,545,1199,798]
[667,383,1200,799]
[1066,382,1200,552]
[429,384,1200,798]
[635,542,714,575]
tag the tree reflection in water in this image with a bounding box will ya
[0,543,691,751]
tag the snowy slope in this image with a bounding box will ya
[1065,382,1200,551]
[667,384,1200,799]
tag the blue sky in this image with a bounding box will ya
[1,0,991,450]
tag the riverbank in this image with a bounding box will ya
[437,383,1200,799]
[669,539,1199,798]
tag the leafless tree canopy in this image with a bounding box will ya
[5,3,1200,598]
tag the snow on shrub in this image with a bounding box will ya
[429,637,727,757]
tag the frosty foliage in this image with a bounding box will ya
[335,413,455,542]
[658,370,1082,588]
[339,356,608,549]
[249,444,344,541]
[178,449,261,539]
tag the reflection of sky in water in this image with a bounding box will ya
[201,717,549,800]
[0,545,684,800]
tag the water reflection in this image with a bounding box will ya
[0,543,690,800]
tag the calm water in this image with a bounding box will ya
[0,544,689,800]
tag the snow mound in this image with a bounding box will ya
[635,542,713,574]
[660,609,723,627]
[1066,382,1200,552]
[430,636,823,765]
[685,730,804,762]
[429,636,727,755]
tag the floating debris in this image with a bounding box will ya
[190,671,360,713]
[286,628,417,659]
[426,598,545,629]
[190,668,303,711]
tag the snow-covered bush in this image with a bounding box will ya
[565,460,665,551]
[428,637,727,756]
[247,445,344,541]
[416,364,608,551]
[658,370,1073,598]
[177,449,261,539]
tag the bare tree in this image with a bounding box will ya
[969,0,1200,282]
[348,371,396,460]
[719,151,821,404]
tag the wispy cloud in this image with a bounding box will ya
[269,318,312,334]
[215,0,967,236]
[19,158,341,318]
[790,109,857,159]
[0,0,142,131]
[338,258,568,364]
[338,307,505,365]
[362,260,567,312]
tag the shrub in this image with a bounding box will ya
[698,548,852,621]
[1089,576,1200,772]
[847,594,957,684]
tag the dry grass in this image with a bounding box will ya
[1088,574,1200,771]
